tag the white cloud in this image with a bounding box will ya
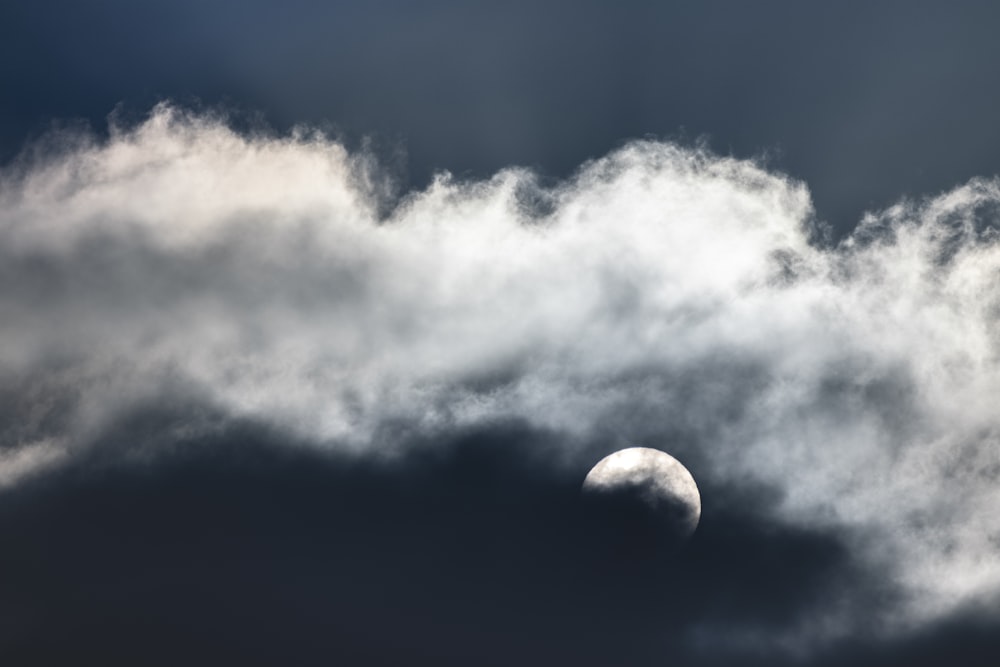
[2,104,1000,645]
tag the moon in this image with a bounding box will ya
[581,447,701,549]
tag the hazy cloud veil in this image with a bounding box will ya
[2,105,1000,649]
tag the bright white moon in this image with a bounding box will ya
[582,447,701,544]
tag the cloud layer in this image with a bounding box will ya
[2,105,1000,648]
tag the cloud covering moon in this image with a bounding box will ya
[3,105,1000,649]
[582,447,700,545]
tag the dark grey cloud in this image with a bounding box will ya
[0,414,882,667]
[1,411,994,667]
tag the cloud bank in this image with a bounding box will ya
[2,104,1000,648]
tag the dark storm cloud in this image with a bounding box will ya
[0,413,883,667]
[3,410,994,667]
[4,1,1000,234]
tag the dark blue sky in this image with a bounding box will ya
[4,0,1000,234]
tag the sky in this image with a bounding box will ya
[3,2,1000,665]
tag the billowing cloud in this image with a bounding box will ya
[2,104,1000,651]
